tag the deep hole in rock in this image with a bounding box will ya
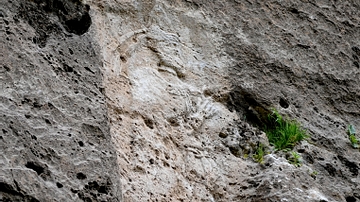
[76,172,87,180]
[63,64,73,72]
[167,117,179,127]
[98,185,108,194]
[218,131,228,138]
[345,196,356,202]
[227,88,272,128]
[279,98,289,108]
[25,162,44,175]
[65,13,91,35]
[78,141,84,147]
[297,149,305,153]
[120,56,127,62]
[86,181,100,191]
[144,117,154,129]
[44,119,51,124]
[56,182,63,188]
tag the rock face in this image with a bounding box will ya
[1,0,121,201]
[1,0,359,201]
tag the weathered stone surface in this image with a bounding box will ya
[1,0,360,201]
[1,0,120,201]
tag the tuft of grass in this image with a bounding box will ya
[264,109,309,151]
[252,143,266,164]
[288,151,302,167]
[348,124,358,149]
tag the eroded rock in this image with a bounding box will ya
[1,0,360,201]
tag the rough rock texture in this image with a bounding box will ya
[1,0,360,201]
[1,0,121,201]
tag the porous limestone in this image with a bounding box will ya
[1,0,359,201]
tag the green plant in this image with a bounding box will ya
[288,151,302,167]
[349,135,359,148]
[253,143,266,164]
[264,109,309,151]
[309,170,318,179]
[348,124,359,149]
[348,124,356,135]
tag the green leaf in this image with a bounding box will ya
[349,134,359,149]
[348,124,356,135]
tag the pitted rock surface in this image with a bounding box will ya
[1,0,359,201]
[1,0,120,201]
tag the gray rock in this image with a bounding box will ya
[1,0,359,201]
[1,0,121,201]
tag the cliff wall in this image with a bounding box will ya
[1,0,359,201]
